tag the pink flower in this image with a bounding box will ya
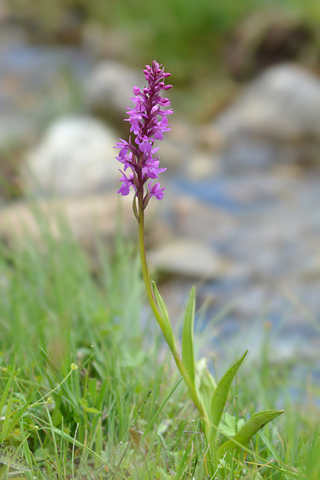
[149,182,165,200]
[114,60,172,205]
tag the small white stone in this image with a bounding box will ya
[23,116,119,196]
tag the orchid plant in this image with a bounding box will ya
[114,60,283,460]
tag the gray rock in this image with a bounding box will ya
[23,116,119,196]
[84,61,144,120]
[148,239,231,279]
[216,64,320,140]
[214,64,320,169]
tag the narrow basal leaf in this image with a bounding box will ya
[182,287,196,386]
[0,444,32,471]
[210,351,248,442]
[152,281,175,350]
[217,409,284,458]
[195,358,216,439]
[195,358,216,417]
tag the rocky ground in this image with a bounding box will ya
[0,23,319,387]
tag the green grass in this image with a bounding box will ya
[0,216,318,479]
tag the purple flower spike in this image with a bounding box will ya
[114,60,172,213]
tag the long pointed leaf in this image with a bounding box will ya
[195,358,216,439]
[152,281,175,350]
[182,287,196,386]
[210,351,248,441]
[217,409,284,458]
[0,444,32,472]
[195,358,216,417]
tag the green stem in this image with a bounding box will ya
[138,205,206,419]
[138,206,163,328]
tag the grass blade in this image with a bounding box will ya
[0,369,15,416]
[141,375,186,440]
[1,390,13,442]
[5,389,39,439]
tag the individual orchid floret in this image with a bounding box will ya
[118,170,135,196]
[114,60,172,218]
[149,182,165,200]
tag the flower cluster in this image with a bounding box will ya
[114,60,172,209]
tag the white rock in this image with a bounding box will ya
[23,116,119,196]
[84,61,143,118]
[215,64,320,141]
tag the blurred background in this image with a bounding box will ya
[0,0,319,390]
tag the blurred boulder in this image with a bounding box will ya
[214,64,320,170]
[225,10,316,81]
[22,116,119,196]
[148,239,230,279]
[84,61,144,123]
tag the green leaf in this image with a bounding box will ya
[195,358,216,414]
[210,351,248,442]
[195,358,216,437]
[0,444,32,471]
[219,412,245,437]
[152,281,175,351]
[182,287,196,386]
[217,409,284,458]
[83,406,101,414]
